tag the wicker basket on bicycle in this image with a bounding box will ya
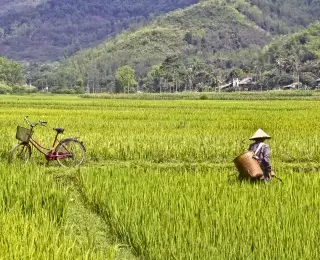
[16,126,33,143]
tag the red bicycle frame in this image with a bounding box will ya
[23,117,74,161]
[28,136,72,161]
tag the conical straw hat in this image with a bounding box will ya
[249,129,271,140]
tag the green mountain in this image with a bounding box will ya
[0,0,199,61]
[3,0,316,93]
[260,22,320,88]
[50,1,270,89]
[233,0,320,34]
[40,0,318,92]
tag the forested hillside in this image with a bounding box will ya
[55,1,271,86]
[1,0,319,93]
[220,22,320,89]
[30,0,318,93]
[0,0,199,61]
[232,0,320,34]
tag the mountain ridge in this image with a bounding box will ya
[61,1,272,77]
[0,0,319,92]
[0,0,199,61]
[50,0,319,92]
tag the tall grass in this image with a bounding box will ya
[0,163,110,259]
[79,165,320,259]
[3,95,320,166]
[2,94,320,259]
[80,90,320,100]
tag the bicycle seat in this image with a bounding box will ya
[53,128,64,134]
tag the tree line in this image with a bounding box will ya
[0,56,26,94]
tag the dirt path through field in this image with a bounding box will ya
[52,171,137,260]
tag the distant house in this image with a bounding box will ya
[314,78,320,88]
[217,82,232,91]
[217,77,257,91]
[281,82,302,90]
[23,83,37,90]
[237,77,257,90]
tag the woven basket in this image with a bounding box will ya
[233,151,263,179]
[16,126,33,143]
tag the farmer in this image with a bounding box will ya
[248,129,274,182]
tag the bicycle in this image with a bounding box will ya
[9,116,86,167]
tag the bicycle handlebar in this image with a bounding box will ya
[24,116,47,127]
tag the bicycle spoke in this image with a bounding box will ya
[55,140,85,167]
[9,143,31,164]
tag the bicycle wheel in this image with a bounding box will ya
[55,139,85,167]
[9,143,31,164]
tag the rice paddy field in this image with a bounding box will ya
[1,93,320,259]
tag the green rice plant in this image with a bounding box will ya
[79,165,320,260]
[0,163,113,259]
[2,94,320,259]
[2,94,320,166]
[80,90,320,101]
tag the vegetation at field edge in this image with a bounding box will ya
[2,95,320,259]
